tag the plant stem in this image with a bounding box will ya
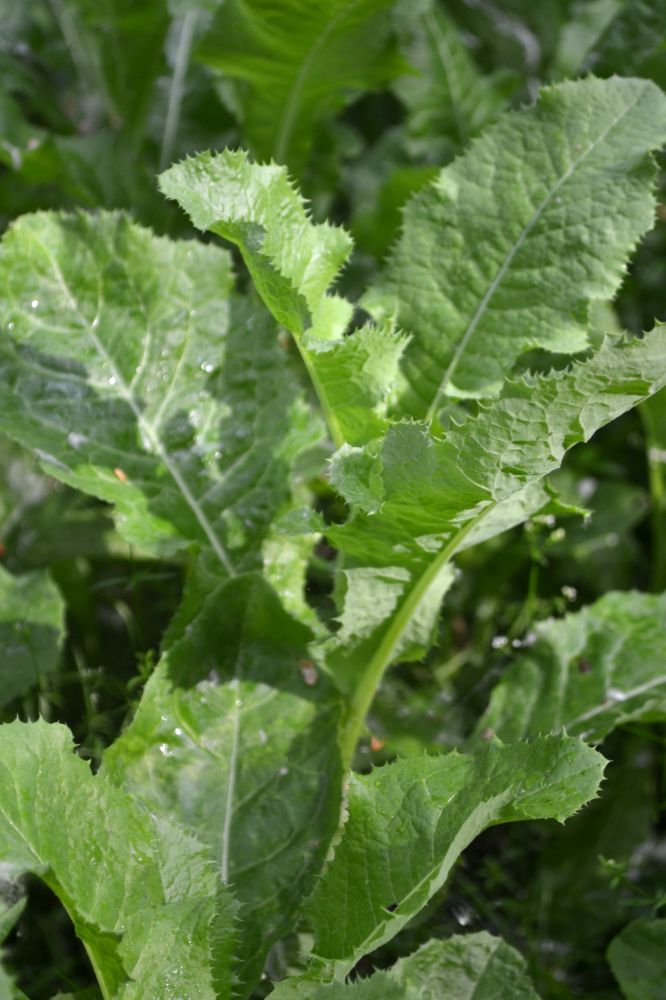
[339,510,489,769]
[160,9,199,171]
[294,337,345,449]
[640,399,666,592]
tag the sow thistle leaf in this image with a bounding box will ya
[272,933,541,998]
[607,918,666,1000]
[365,76,666,412]
[305,735,604,978]
[159,149,352,339]
[394,0,505,156]
[197,0,402,171]
[270,972,397,1000]
[388,934,541,1000]
[161,150,407,446]
[302,324,410,445]
[103,573,343,995]
[0,211,316,580]
[473,591,666,745]
[0,566,64,708]
[327,331,666,709]
[0,719,237,999]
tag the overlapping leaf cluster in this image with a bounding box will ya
[0,12,665,999]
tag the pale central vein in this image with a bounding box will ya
[221,687,242,884]
[35,236,235,577]
[426,86,648,421]
[569,674,666,728]
[272,0,365,164]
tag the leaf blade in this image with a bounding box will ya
[0,566,64,708]
[473,590,666,745]
[103,574,343,993]
[0,719,237,998]
[197,0,401,171]
[307,735,604,977]
[0,211,317,586]
[366,76,666,411]
[327,330,666,758]
[607,918,666,1000]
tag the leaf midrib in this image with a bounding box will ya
[425,83,649,418]
[339,506,491,767]
[27,230,236,577]
[272,0,366,163]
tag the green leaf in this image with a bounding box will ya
[271,931,540,999]
[46,0,169,137]
[159,149,352,340]
[196,0,402,171]
[472,591,666,746]
[365,76,666,413]
[0,890,24,946]
[551,0,622,79]
[389,934,541,999]
[0,879,24,1000]
[103,573,343,994]
[0,962,20,1000]
[0,211,317,585]
[269,972,398,1000]
[306,735,604,978]
[607,918,666,1000]
[515,743,655,964]
[327,330,666,758]
[161,150,408,446]
[0,719,237,999]
[394,0,505,156]
[0,566,64,708]
[302,324,409,445]
[583,1,666,85]
[273,934,541,999]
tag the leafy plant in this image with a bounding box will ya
[1,15,666,1000]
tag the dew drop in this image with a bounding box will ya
[278,766,289,776]
[67,431,88,450]
[174,727,183,737]
[452,903,474,927]
[7,321,14,330]
[201,361,215,373]
[30,299,39,309]
[491,635,508,650]
[108,375,117,386]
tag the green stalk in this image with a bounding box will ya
[640,398,666,592]
[43,874,114,1000]
[160,9,199,171]
[293,336,345,449]
[339,510,489,769]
